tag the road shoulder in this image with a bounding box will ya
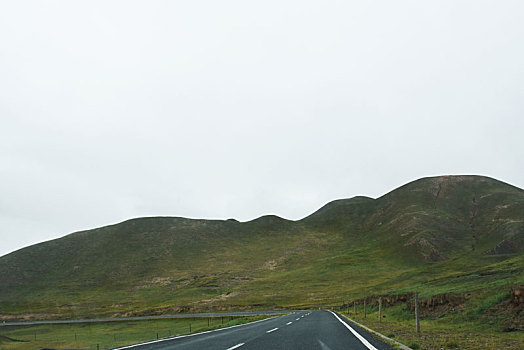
[339,314,412,350]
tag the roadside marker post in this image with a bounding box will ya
[364,299,366,320]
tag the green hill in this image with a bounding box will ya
[0,175,522,323]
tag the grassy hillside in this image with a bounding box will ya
[0,175,522,332]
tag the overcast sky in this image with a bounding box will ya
[1,1,523,257]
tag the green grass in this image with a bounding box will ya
[339,289,524,350]
[0,175,522,345]
[0,315,273,350]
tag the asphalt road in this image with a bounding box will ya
[113,310,392,350]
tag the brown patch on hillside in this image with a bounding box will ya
[0,313,61,322]
[134,276,175,289]
[112,306,191,318]
[190,291,240,305]
[484,239,519,255]
[404,235,446,262]
[408,293,467,318]
[346,292,469,318]
[263,260,278,270]
[484,285,523,331]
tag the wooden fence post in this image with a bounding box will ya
[379,297,382,322]
[415,292,420,333]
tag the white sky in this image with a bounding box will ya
[1,1,523,257]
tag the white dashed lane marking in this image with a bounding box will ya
[266,328,278,333]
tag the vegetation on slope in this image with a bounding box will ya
[0,175,522,340]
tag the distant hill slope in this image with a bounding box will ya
[0,175,522,320]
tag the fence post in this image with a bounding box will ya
[364,299,366,320]
[379,297,382,322]
[415,292,420,333]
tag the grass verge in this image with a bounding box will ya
[0,315,274,350]
[341,306,523,349]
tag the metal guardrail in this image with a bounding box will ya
[0,310,292,327]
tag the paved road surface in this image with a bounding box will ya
[114,310,392,350]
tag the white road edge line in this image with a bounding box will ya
[328,311,378,350]
[226,343,245,350]
[339,314,412,350]
[296,318,300,321]
[266,327,278,333]
[286,322,292,325]
[112,315,280,349]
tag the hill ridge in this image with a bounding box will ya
[0,174,522,321]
